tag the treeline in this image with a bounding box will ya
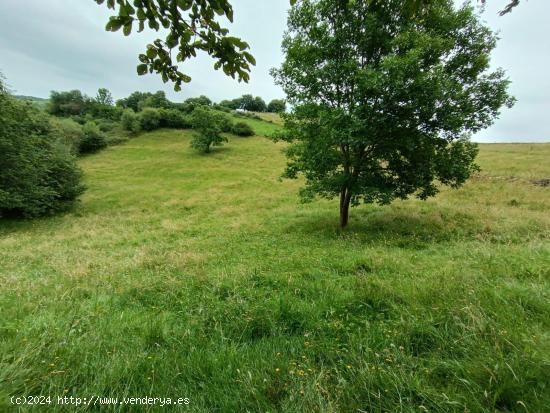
[219,95,285,113]
[46,88,258,146]
[1,77,277,219]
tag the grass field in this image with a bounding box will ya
[0,127,549,412]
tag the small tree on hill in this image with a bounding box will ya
[267,99,286,113]
[190,106,227,153]
[272,0,514,228]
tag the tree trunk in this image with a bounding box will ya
[339,189,351,228]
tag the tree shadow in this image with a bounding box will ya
[283,206,481,248]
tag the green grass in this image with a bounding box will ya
[1,129,549,412]
[228,113,282,137]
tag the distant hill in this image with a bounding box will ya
[14,95,48,102]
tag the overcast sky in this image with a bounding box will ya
[0,0,548,142]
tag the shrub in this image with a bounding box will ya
[139,108,161,131]
[80,121,108,154]
[49,117,84,153]
[215,112,234,133]
[190,106,227,153]
[231,122,254,137]
[121,109,141,133]
[159,108,192,129]
[96,119,117,133]
[0,79,85,218]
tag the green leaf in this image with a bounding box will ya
[137,64,148,75]
[123,23,132,36]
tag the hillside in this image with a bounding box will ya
[0,130,549,412]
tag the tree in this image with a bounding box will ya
[253,96,267,112]
[238,94,255,111]
[190,106,227,153]
[95,88,114,106]
[184,95,213,109]
[48,90,90,117]
[117,91,148,112]
[272,0,514,228]
[267,99,286,113]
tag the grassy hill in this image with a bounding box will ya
[1,127,549,411]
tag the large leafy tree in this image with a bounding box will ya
[272,0,514,228]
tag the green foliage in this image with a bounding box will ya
[139,107,161,131]
[96,118,118,133]
[49,117,84,153]
[117,90,171,112]
[237,94,267,112]
[185,95,212,109]
[95,87,114,106]
[80,121,108,154]
[272,0,514,227]
[231,121,254,137]
[216,112,234,133]
[267,99,286,113]
[116,91,148,112]
[95,0,256,90]
[121,108,141,133]
[48,88,121,121]
[138,91,172,111]
[159,108,192,129]
[0,78,84,218]
[218,99,239,110]
[219,95,268,112]
[48,90,90,117]
[190,106,228,153]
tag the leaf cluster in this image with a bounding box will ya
[95,0,256,91]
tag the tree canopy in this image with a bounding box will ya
[95,0,521,90]
[272,0,514,227]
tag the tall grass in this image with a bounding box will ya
[0,130,548,412]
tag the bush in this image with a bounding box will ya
[139,108,161,131]
[96,119,117,133]
[49,118,84,154]
[215,112,234,133]
[231,122,254,137]
[159,108,192,129]
[0,79,85,218]
[80,121,108,154]
[190,106,227,153]
[121,109,141,133]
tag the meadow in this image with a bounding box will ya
[0,123,549,412]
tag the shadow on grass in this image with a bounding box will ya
[283,206,480,248]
